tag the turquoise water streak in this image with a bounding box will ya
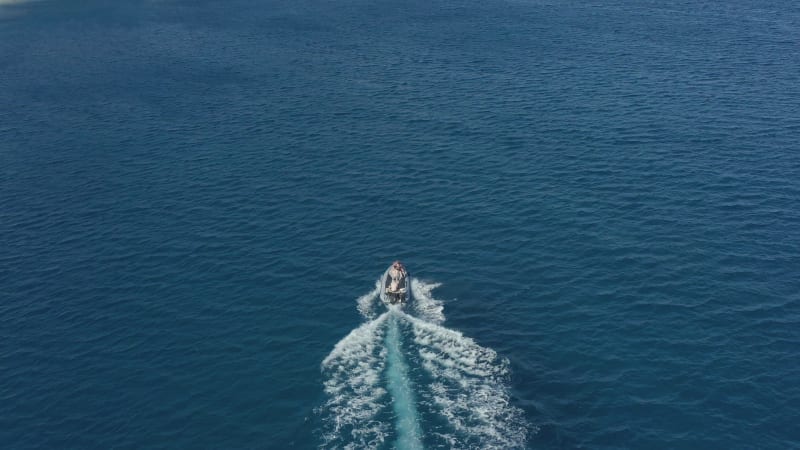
[384,312,423,450]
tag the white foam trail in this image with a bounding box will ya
[384,311,423,449]
[357,281,382,320]
[402,311,530,448]
[320,277,531,449]
[320,313,390,449]
[410,278,445,325]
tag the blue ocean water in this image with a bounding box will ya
[2,0,799,448]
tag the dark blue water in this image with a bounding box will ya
[2,0,799,448]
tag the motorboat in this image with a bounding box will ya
[380,260,410,305]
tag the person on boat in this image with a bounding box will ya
[391,260,405,274]
[389,261,405,292]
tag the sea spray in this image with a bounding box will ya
[320,278,531,448]
[320,313,390,449]
[410,279,445,325]
[384,311,423,449]
[403,310,531,448]
[357,281,382,320]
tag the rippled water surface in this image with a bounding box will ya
[2,0,799,448]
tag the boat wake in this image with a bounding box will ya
[319,279,530,449]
